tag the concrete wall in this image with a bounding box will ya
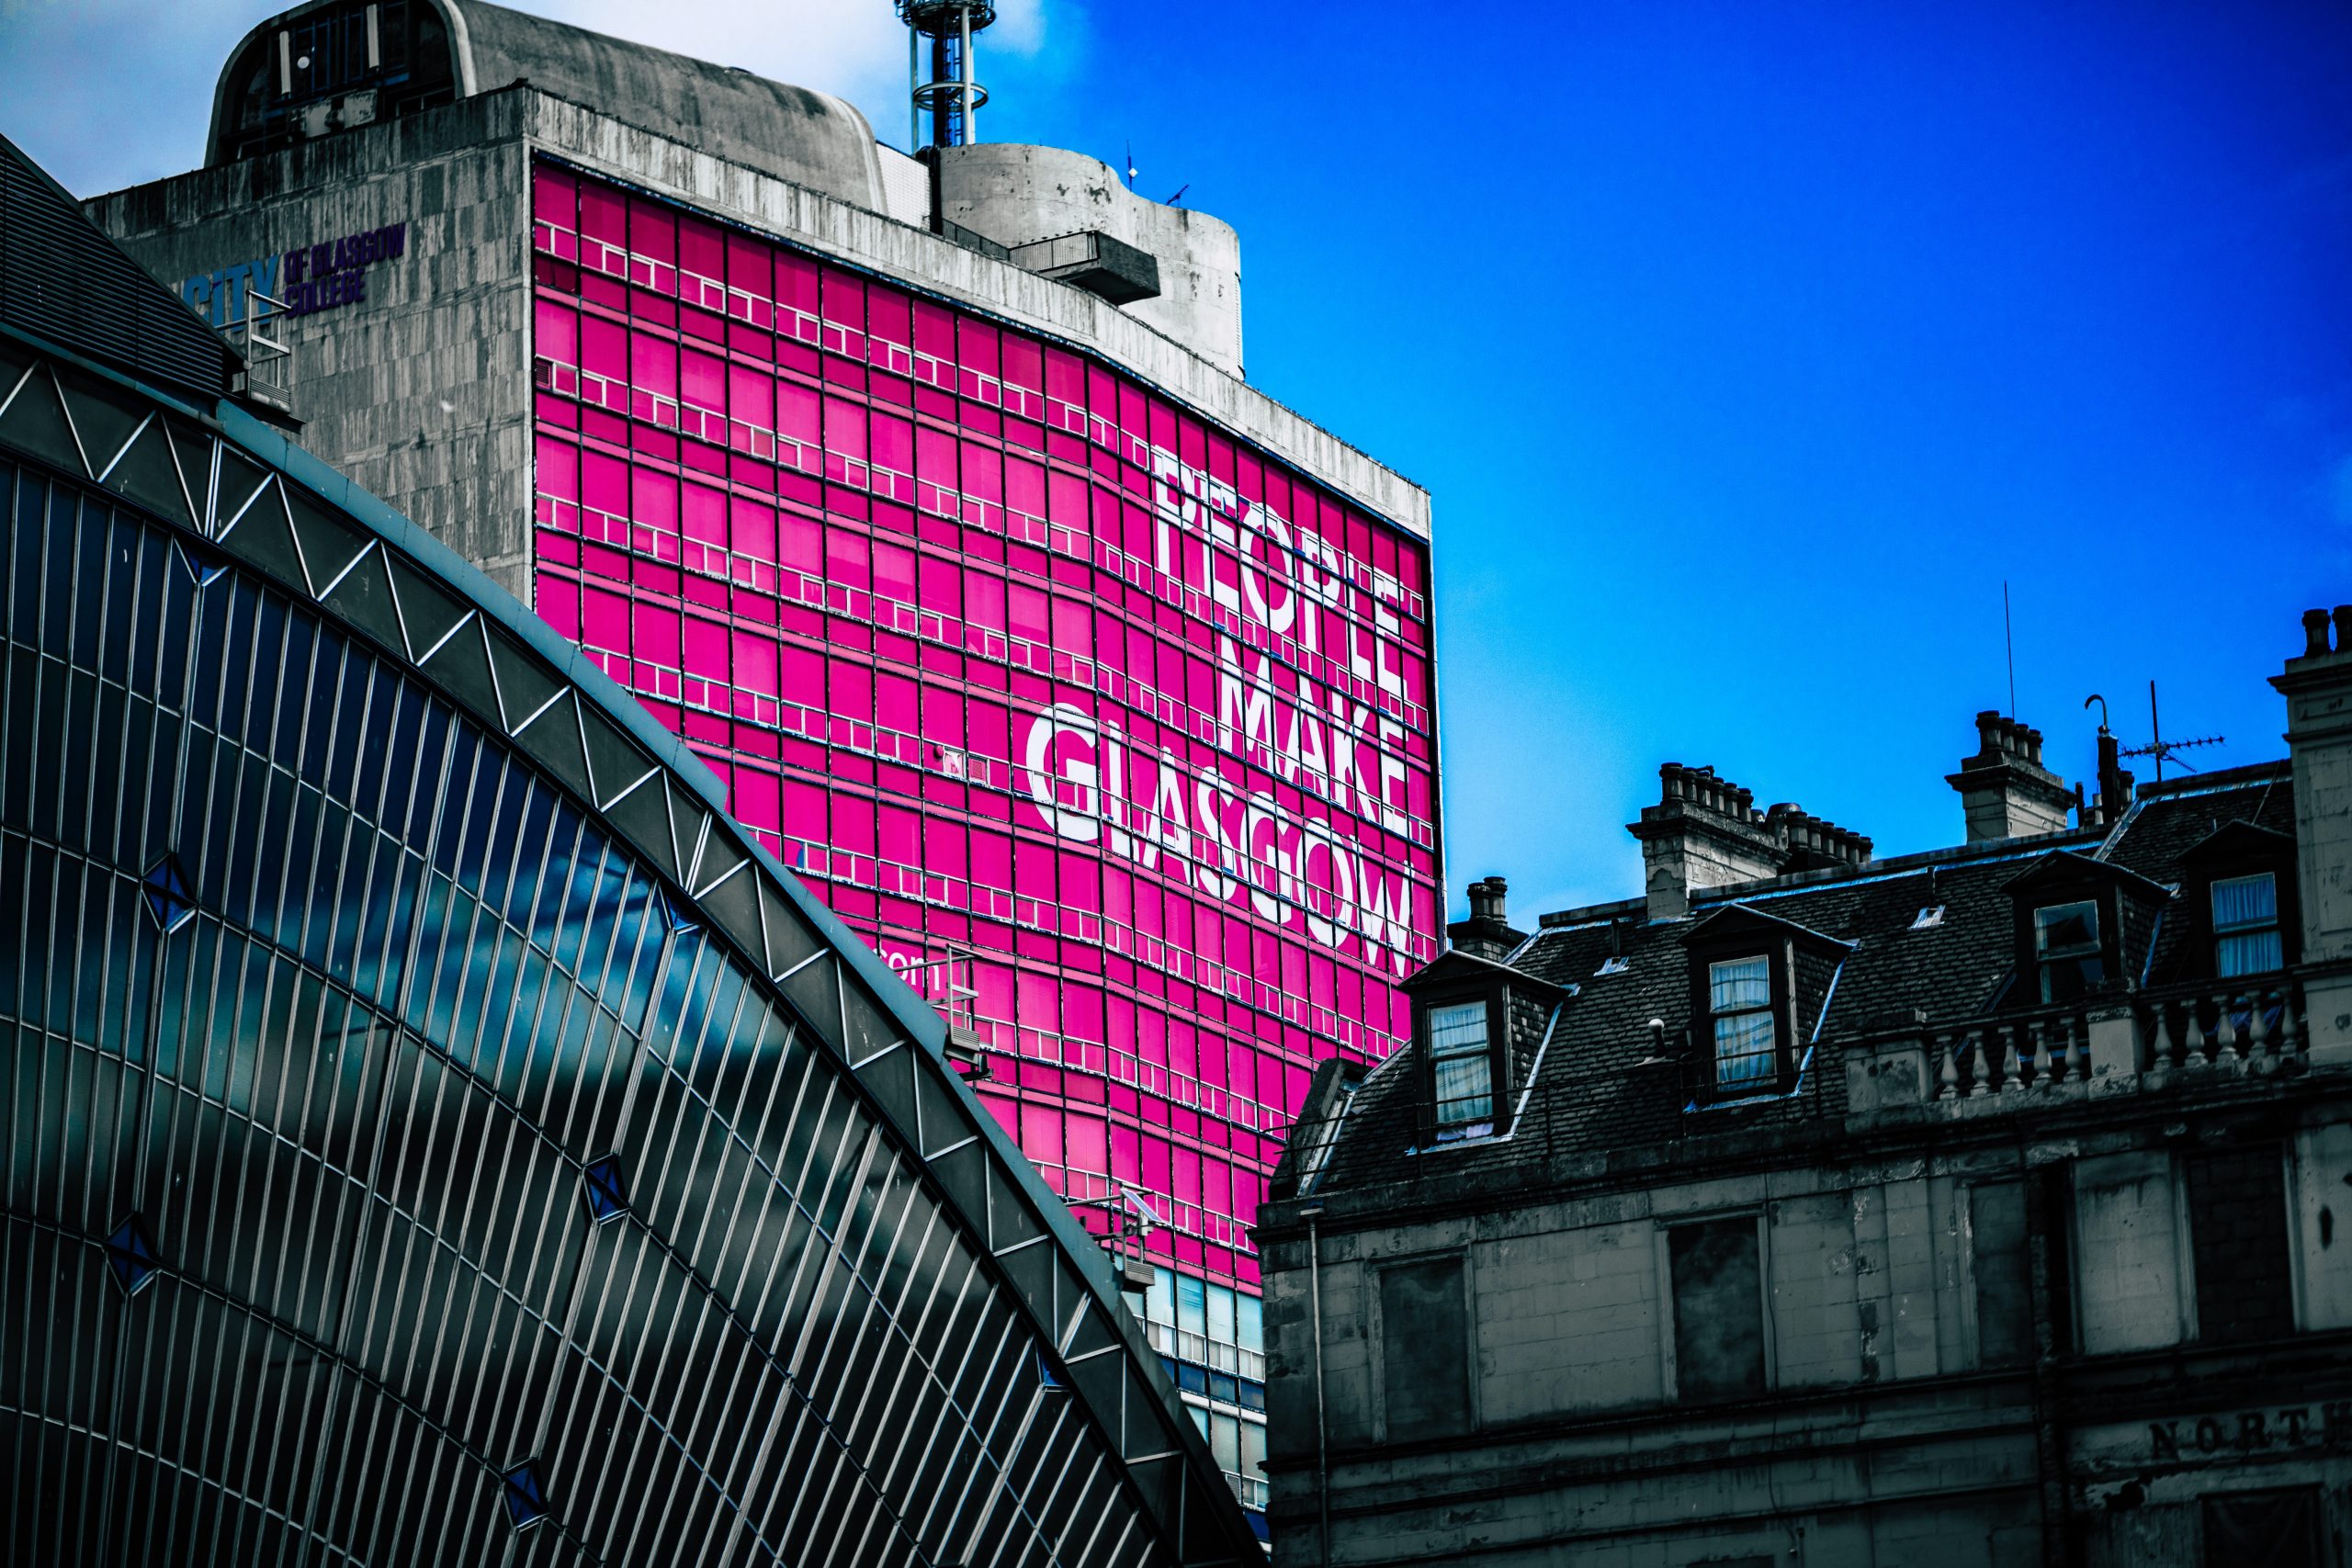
[1263,1111,2352,1566]
[2074,1150,2191,1352]
[91,86,1427,544]
[938,142,1245,378]
[87,99,538,596]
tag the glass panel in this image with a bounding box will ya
[2212,874,2277,931]
[2219,929,2283,978]
[1427,1000,1486,1058]
[1708,955,1770,1012]
[1206,1282,1236,1348]
[1146,1266,1174,1330]
[1713,1010,1778,1086]
[2034,901,2100,955]
[1431,1053,1491,1124]
[1176,1272,1206,1339]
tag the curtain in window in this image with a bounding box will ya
[1713,1010,1777,1085]
[2219,929,2283,977]
[1432,1055,1492,1122]
[1709,956,1770,1013]
[2212,873,2277,929]
[2213,874,2281,978]
[1710,957,1776,1086]
[1428,1000,1492,1123]
[1428,1001,1487,1055]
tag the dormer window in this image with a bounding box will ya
[2211,873,2281,977]
[2179,819,2299,983]
[2032,901,2106,1003]
[1680,904,1853,1106]
[1707,957,1777,1087]
[1428,1002,1494,1129]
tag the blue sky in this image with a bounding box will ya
[6,0,2347,922]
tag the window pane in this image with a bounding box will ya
[1971,1182,2031,1370]
[1177,1272,1206,1338]
[1669,1220,1766,1401]
[2034,901,2099,955]
[1378,1258,1470,1440]
[1206,1283,1236,1348]
[2212,873,2277,932]
[2185,1145,2293,1344]
[1708,956,1770,1012]
[2040,953,2106,1004]
[1432,1054,1491,1123]
[1428,1000,1485,1057]
[1713,1010,1777,1085]
[2219,929,2284,978]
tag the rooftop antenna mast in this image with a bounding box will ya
[899,2,996,150]
[2002,580,2016,719]
[2118,679,2222,784]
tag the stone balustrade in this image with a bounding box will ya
[1845,976,2313,1116]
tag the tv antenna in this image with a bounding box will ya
[2117,679,2222,784]
[1124,141,1137,189]
[1165,183,1190,206]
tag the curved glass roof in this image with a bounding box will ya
[0,295,1261,1562]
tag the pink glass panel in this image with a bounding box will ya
[529,159,1440,1298]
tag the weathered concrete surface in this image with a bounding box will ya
[91,87,1430,548]
[939,141,1245,378]
[89,98,537,597]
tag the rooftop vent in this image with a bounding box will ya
[1008,230,1161,305]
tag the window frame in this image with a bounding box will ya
[2031,897,2108,1004]
[1682,936,1799,1102]
[1412,976,1510,1144]
[2210,871,2284,979]
[1657,1212,1775,1403]
[1704,953,1780,1090]
[1370,1250,1477,1442]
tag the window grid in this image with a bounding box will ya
[0,460,1203,1567]
[527,159,1446,1299]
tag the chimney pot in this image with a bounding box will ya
[2335,605,2352,654]
[2304,609,2335,659]
[1949,707,2072,842]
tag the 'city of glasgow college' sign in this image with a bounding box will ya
[180,221,409,328]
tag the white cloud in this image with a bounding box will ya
[0,0,1057,195]
[512,0,911,127]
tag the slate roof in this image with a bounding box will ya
[1294,761,2297,1198]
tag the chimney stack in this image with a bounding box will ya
[1449,875,1526,961]
[1946,711,2075,843]
[1627,765,1795,920]
[1766,802,1874,873]
[2274,606,2352,1062]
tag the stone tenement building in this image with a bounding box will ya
[1254,615,2352,1568]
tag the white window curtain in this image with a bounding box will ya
[1710,956,1777,1086]
[1428,1000,1492,1123]
[2212,873,2281,977]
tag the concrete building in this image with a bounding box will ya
[1256,633,2352,1568]
[83,2,1444,1526]
[0,127,1263,1564]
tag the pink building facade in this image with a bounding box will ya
[525,160,1441,1304]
